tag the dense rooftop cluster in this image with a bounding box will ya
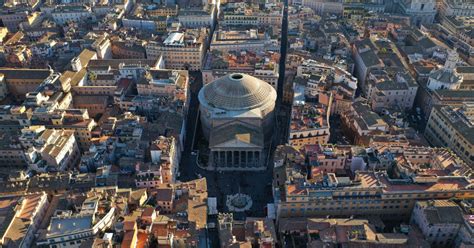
[0,0,474,247]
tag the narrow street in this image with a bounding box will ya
[276,0,289,107]
[275,0,291,146]
[178,71,203,182]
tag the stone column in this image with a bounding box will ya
[224,151,228,167]
[250,151,254,167]
[211,151,215,167]
[240,151,244,167]
[255,151,260,167]
[246,151,249,167]
[235,151,238,167]
[232,151,237,167]
[245,151,248,167]
[249,151,253,166]
[254,151,259,167]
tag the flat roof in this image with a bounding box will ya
[48,215,93,236]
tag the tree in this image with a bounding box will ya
[147,233,158,248]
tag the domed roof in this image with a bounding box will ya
[199,73,276,111]
[429,68,462,85]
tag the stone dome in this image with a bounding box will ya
[199,73,276,111]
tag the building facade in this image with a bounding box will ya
[424,103,474,164]
[411,200,464,247]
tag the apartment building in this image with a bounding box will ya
[0,68,53,99]
[137,69,188,100]
[278,217,429,247]
[0,11,41,32]
[202,50,280,89]
[300,0,343,16]
[352,39,384,95]
[150,136,180,183]
[146,4,178,17]
[51,5,93,25]
[273,141,474,220]
[0,129,26,168]
[368,69,419,112]
[122,16,162,32]
[91,34,112,59]
[87,58,163,83]
[457,66,474,90]
[218,213,277,247]
[21,126,80,172]
[111,41,147,59]
[439,0,474,17]
[295,59,357,115]
[0,193,49,247]
[305,144,351,174]
[73,95,108,118]
[36,191,117,247]
[178,5,217,28]
[30,108,97,151]
[411,200,464,247]
[210,26,279,53]
[289,101,330,150]
[455,200,474,247]
[221,2,283,27]
[341,101,389,145]
[424,103,474,165]
[276,169,473,219]
[145,30,206,71]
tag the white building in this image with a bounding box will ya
[178,5,217,29]
[51,5,93,25]
[439,0,474,17]
[299,0,343,15]
[91,34,112,59]
[427,51,463,91]
[21,126,81,172]
[122,17,157,31]
[37,207,115,248]
[398,0,437,26]
[411,200,464,248]
[368,70,419,112]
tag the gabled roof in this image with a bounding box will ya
[0,68,52,80]
[209,123,264,148]
[77,49,97,67]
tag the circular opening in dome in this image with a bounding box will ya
[231,74,243,80]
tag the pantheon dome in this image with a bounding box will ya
[198,73,277,140]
